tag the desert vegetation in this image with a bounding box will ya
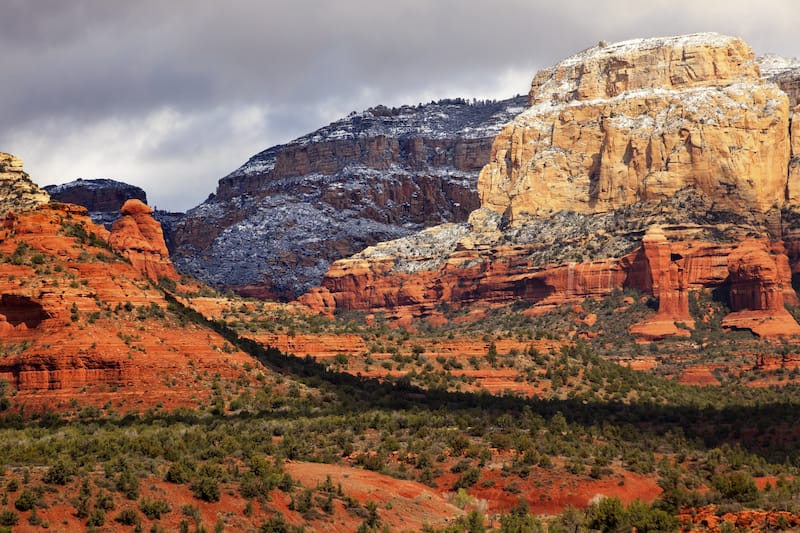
[6,287,800,531]
[6,225,800,531]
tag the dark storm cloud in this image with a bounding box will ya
[1,0,798,210]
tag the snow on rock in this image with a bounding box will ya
[758,53,800,78]
[170,96,529,299]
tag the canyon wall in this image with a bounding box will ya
[302,34,800,337]
[170,97,528,299]
[478,34,790,223]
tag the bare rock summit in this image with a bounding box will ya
[0,152,50,216]
[303,33,800,337]
[479,33,791,223]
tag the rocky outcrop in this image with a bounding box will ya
[44,178,147,213]
[629,226,694,339]
[722,241,800,336]
[479,34,790,225]
[43,177,184,250]
[301,218,643,322]
[0,152,50,216]
[0,202,258,409]
[301,34,800,338]
[108,199,178,281]
[631,233,799,339]
[170,97,528,300]
[303,222,800,336]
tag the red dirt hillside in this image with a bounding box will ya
[0,200,264,413]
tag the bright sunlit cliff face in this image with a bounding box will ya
[2,1,800,212]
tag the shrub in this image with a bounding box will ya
[115,508,140,526]
[43,459,74,485]
[499,512,545,533]
[192,476,220,502]
[586,497,625,532]
[260,513,290,533]
[115,467,140,500]
[712,472,759,503]
[14,489,37,511]
[0,510,18,527]
[625,499,679,532]
[96,490,115,511]
[165,462,193,484]
[139,497,171,519]
[87,508,105,527]
[452,467,481,490]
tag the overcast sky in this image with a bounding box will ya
[2,0,798,211]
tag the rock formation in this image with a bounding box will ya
[301,34,800,338]
[0,201,257,408]
[44,178,147,213]
[479,34,790,224]
[43,177,185,253]
[722,241,800,336]
[108,199,179,281]
[170,97,528,299]
[628,226,694,339]
[0,152,50,216]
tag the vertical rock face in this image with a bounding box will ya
[727,244,782,310]
[630,231,800,339]
[760,55,800,206]
[629,226,694,339]
[170,97,528,299]
[303,34,800,337]
[0,152,50,215]
[787,107,800,204]
[478,34,791,222]
[108,199,178,281]
[722,241,800,336]
[44,178,147,213]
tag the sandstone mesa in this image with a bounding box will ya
[302,33,800,338]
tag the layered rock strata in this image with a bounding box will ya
[302,34,800,337]
[479,34,790,223]
[170,97,528,299]
[0,202,256,405]
[0,152,50,216]
[301,219,799,337]
[108,199,179,281]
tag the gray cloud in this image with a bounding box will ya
[2,0,798,211]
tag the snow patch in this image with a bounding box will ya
[758,53,800,78]
[558,33,740,68]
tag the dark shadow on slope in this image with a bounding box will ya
[135,294,800,465]
[0,294,51,328]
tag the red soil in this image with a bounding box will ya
[284,462,461,531]
[678,365,723,386]
[0,204,269,414]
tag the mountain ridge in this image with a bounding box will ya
[170,95,528,299]
[300,33,800,338]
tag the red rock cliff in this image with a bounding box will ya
[0,202,258,410]
[301,34,800,338]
